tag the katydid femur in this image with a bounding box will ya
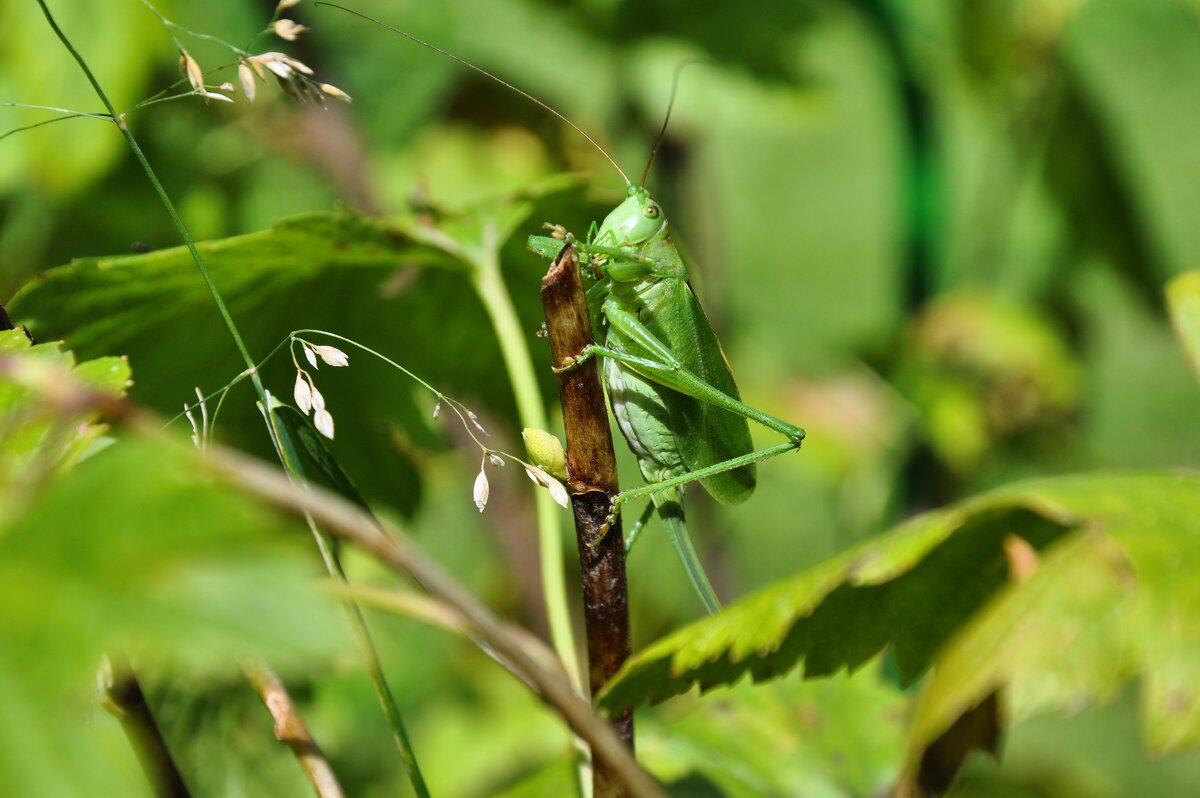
[321,3,806,614]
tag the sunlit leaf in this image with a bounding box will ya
[639,666,906,797]
[0,329,130,495]
[602,472,1200,768]
[9,183,596,516]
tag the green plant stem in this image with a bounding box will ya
[265,408,431,795]
[32,3,430,794]
[34,0,259,388]
[471,224,582,693]
[0,113,96,143]
[398,219,582,691]
[0,101,110,118]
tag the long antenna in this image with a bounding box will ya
[640,58,708,188]
[315,3,631,186]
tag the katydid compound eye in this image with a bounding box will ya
[643,204,660,218]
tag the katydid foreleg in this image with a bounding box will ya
[623,500,656,552]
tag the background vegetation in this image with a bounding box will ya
[4,0,1200,795]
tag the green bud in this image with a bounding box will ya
[522,428,568,481]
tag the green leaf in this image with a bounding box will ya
[601,472,1200,763]
[0,329,131,491]
[639,665,906,797]
[9,185,597,516]
[272,402,369,511]
[0,339,346,796]
[0,436,347,796]
[0,437,345,673]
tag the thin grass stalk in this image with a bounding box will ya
[30,3,429,794]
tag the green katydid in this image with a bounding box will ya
[322,4,806,614]
[530,193,805,614]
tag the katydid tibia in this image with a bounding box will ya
[323,3,806,614]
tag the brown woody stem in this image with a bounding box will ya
[540,244,634,798]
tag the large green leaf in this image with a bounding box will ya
[8,184,598,516]
[601,472,1200,761]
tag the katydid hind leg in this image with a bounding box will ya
[610,439,797,513]
[604,299,805,443]
[563,331,806,444]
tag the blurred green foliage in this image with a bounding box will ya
[0,331,344,794]
[6,0,1200,794]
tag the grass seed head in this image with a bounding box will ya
[273,19,308,42]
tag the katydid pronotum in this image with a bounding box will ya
[324,4,806,614]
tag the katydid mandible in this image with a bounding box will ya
[324,4,806,614]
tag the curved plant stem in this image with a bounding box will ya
[31,3,430,795]
[202,441,668,798]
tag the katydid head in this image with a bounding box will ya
[596,187,668,247]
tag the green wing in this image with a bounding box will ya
[639,277,757,505]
